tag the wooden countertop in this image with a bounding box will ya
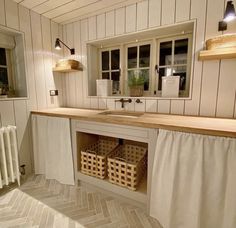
[31,108,236,138]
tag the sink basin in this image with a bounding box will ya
[99,111,143,118]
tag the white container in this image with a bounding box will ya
[96,79,112,96]
[161,76,180,98]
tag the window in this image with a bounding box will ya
[157,35,192,96]
[126,43,151,92]
[0,48,13,96]
[90,21,195,98]
[100,48,120,94]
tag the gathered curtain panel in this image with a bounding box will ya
[32,115,74,185]
[150,129,236,228]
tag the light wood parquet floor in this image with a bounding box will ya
[0,175,162,228]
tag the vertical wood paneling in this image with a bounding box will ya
[97,14,105,39]
[41,16,53,108]
[199,0,224,117]
[170,100,185,115]
[125,4,136,33]
[0,0,6,25]
[137,0,148,30]
[66,23,77,107]
[149,0,161,28]
[200,61,219,116]
[216,59,236,118]
[157,100,170,114]
[175,0,191,22]
[73,21,84,108]
[146,100,157,112]
[161,0,175,25]
[0,101,15,127]
[81,19,91,108]
[184,0,207,115]
[90,97,99,109]
[14,100,32,174]
[5,0,19,30]
[88,16,97,40]
[115,7,125,35]
[106,11,115,37]
[107,99,116,110]
[30,11,48,109]
[19,5,38,112]
[98,98,107,109]
[134,99,146,112]
[51,21,64,107]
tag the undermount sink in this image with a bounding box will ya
[99,111,144,118]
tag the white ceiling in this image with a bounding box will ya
[14,0,143,24]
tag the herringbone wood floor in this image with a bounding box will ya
[0,175,162,228]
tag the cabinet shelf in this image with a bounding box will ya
[199,47,236,61]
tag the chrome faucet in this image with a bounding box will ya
[115,98,132,108]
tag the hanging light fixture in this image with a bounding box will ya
[55,38,75,55]
[219,0,236,31]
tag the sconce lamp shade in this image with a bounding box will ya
[55,38,61,50]
[54,38,75,55]
[223,1,236,22]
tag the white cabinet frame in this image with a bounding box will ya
[71,119,158,212]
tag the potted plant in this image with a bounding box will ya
[128,70,146,97]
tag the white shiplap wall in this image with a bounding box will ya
[0,0,64,175]
[62,0,236,118]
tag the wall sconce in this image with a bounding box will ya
[55,38,75,55]
[219,0,236,31]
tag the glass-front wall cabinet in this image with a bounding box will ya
[87,21,195,98]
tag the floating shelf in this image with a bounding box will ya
[199,47,236,61]
[53,65,82,73]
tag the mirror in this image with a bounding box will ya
[87,21,195,99]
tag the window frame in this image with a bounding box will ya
[99,46,122,95]
[125,40,153,96]
[156,34,193,97]
[0,48,14,92]
[97,33,193,98]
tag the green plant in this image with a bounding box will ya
[128,70,146,87]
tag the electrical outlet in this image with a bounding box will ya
[50,90,58,96]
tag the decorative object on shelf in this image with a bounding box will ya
[55,38,75,55]
[161,76,180,98]
[96,79,113,96]
[206,34,236,50]
[53,59,82,72]
[128,70,146,97]
[81,138,119,179]
[199,34,236,60]
[218,0,236,31]
[107,143,147,191]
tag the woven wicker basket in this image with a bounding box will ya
[129,85,144,97]
[107,144,147,191]
[81,139,119,179]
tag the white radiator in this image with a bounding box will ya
[0,126,20,188]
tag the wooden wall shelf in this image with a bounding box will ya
[199,47,236,61]
[53,66,82,73]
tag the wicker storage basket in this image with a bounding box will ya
[206,34,236,50]
[56,59,79,68]
[81,139,118,179]
[107,144,147,191]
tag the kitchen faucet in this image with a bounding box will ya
[115,98,132,108]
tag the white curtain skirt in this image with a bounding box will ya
[150,129,236,228]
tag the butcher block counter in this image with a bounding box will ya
[31,108,236,138]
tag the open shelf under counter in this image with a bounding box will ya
[77,171,147,204]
